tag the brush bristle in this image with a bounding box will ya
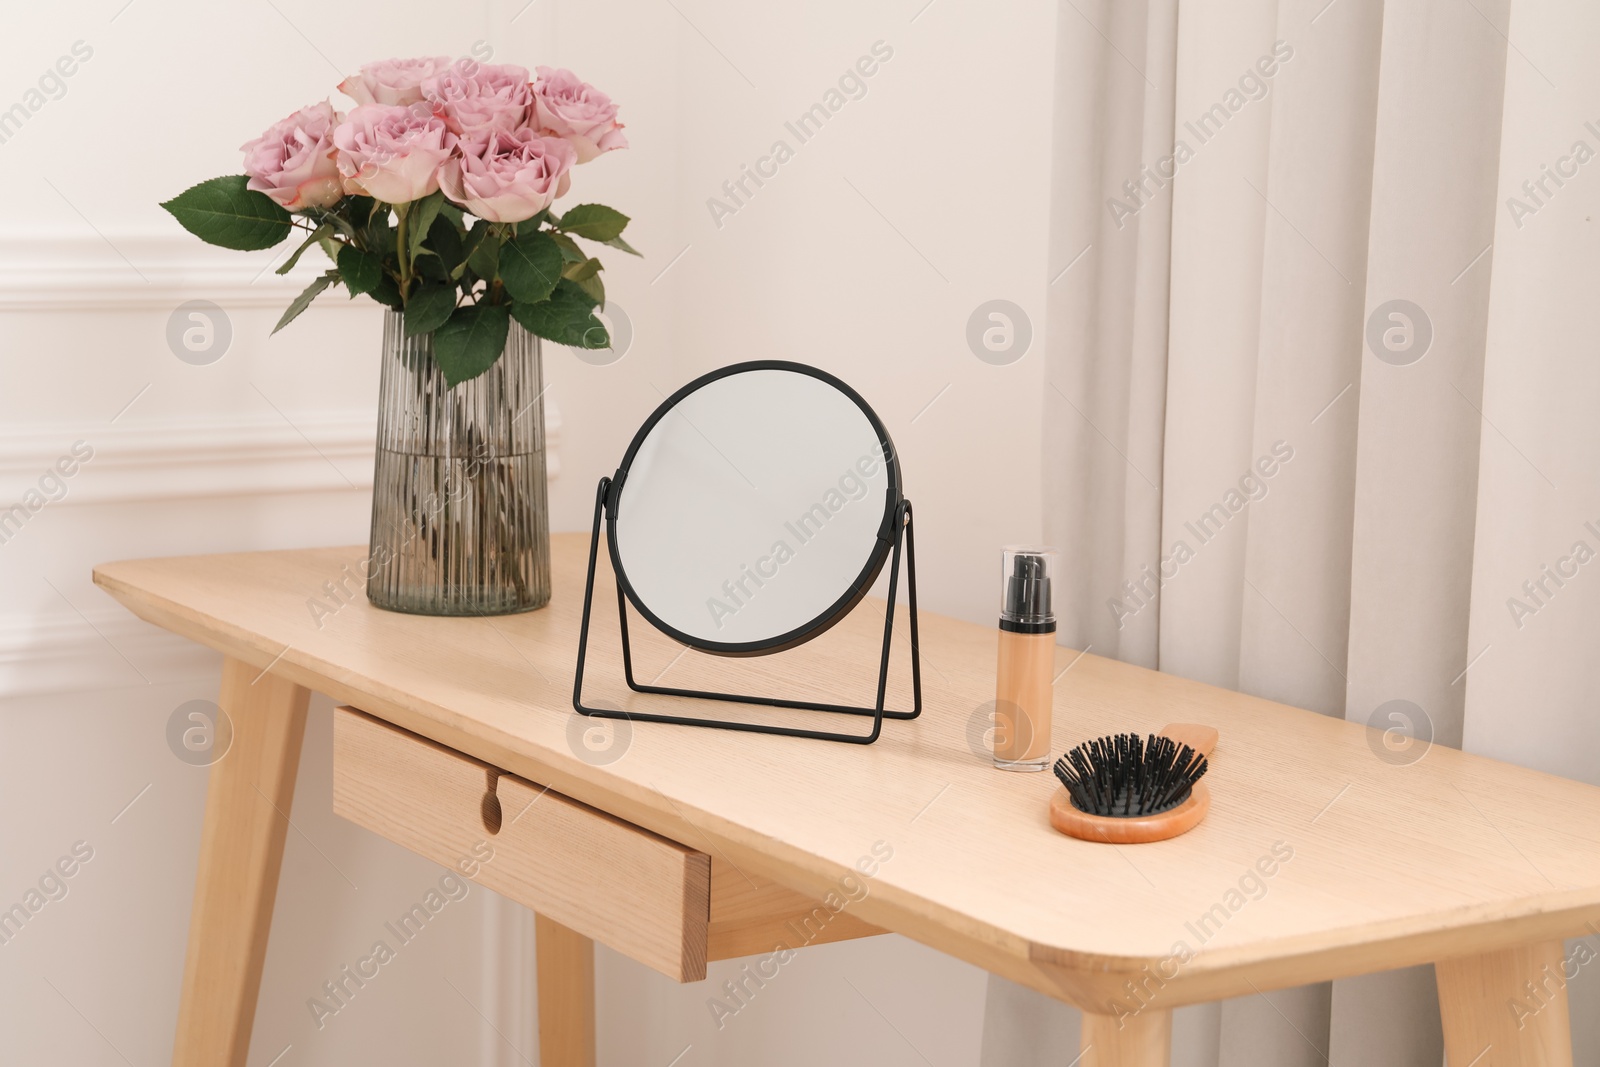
[1052,733,1208,818]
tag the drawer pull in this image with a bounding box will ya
[481,767,502,836]
[331,706,888,980]
[333,706,712,982]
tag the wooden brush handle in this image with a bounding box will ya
[1047,723,1220,844]
[1160,723,1218,758]
[1049,783,1209,844]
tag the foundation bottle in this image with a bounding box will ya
[993,547,1057,771]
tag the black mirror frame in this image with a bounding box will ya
[606,360,903,657]
[571,360,922,744]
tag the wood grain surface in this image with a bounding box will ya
[95,537,1600,1012]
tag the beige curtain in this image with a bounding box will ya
[984,0,1600,1063]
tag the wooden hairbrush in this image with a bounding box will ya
[1048,723,1218,844]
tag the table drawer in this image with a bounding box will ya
[332,706,710,982]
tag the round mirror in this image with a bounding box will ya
[609,361,901,655]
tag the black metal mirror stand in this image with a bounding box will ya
[571,477,923,744]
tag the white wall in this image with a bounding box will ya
[0,0,1056,1064]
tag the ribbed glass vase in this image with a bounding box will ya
[366,310,550,615]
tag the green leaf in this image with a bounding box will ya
[305,201,358,241]
[563,257,605,306]
[337,244,383,296]
[370,274,403,310]
[500,229,563,304]
[272,271,340,334]
[414,251,448,284]
[161,175,292,251]
[276,224,334,275]
[404,284,457,337]
[317,234,341,265]
[438,202,466,230]
[557,204,630,242]
[407,191,445,264]
[433,304,511,386]
[510,280,607,349]
[427,215,464,272]
[575,274,605,306]
[549,232,586,263]
[603,233,642,256]
[564,257,601,281]
[366,206,397,256]
[463,224,499,282]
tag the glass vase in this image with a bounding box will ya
[366,310,551,615]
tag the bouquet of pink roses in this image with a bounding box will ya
[162,56,634,385]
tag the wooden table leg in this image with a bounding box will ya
[173,657,311,1067]
[1436,941,1573,1066]
[1079,1006,1172,1066]
[536,914,597,1067]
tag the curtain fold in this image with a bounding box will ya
[1039,0,1177,671]
[985,0,1600,1062]
[1462,0,1600,1046]
[1329,0,1511,1060]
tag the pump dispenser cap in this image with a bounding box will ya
[999,546,1057,633]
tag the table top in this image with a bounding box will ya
[94,537,1600,1009]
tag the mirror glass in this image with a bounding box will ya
[610,363,898,653]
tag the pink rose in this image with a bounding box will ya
[439,128,575,223]
[339,56,453,107]
[333,104,455,204]
[532,66,627,163]
[423,62,534,140]
[240,101,344,211]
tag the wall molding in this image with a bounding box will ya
[0,233,335,310]
[1,409,562,698]
[0,604,220,698]
[0,229,564,497]
[0,407,562,505]
[0,411,378,503]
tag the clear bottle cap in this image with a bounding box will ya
[999,546,1057,624]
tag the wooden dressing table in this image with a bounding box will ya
[95,536,1600,1066]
